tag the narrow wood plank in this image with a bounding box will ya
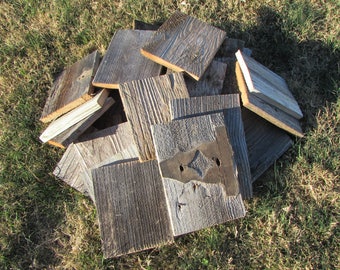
[91,160,174,258]
[119,72,189,161]
[242,108,293,182]
[92,30,162,89]
[236,61,304,137]
[236,50,303,119]
[151,113,245,236]
[40,50,100,123]
[141,11,226,80]
[39,89,109,143]
[170,94,253,199]
[133,20,162,30]
[53,122,138,201]
[48,97,115,148]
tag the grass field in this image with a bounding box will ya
[0,0,339,269]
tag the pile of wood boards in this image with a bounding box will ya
[39,12,303,258]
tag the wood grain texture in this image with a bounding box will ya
[141,11,226,80]
[119,72,189,161]
[40,50,100,123]
[48,97,115,148]
[184,60,227,97]
[169,94,253,199]
[236,50,303,119]
[242,108,293,182]
[39,89,109,143]
[236,61,304,137]
[53,122,138,200]
[92,30,162,89]
[151,113,245,236]
[91,160,174,258]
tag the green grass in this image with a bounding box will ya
[0,0,339,269]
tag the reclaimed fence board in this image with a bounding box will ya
[92,30,162,89]
[92,160,174,258]
[40,50,100,123]
[141,11,226,80]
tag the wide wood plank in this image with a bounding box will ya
[92,30,162,89]
[53,122,138,201]
[235,61,304,137]
[236,50,303,119]
[119,72,189,161]
[91,160,174,258]
[40,50,100,123]
[48,97,115,148]
[170,94,253,199]
[242,108,293,182]
[151,113,245,236]
[141,11,226,80]
[39,89,109,143]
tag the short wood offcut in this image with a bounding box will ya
[40,50,100,123]
[92,30,162,89]
[141,11,226,80]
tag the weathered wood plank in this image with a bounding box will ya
[151,113,245,236]
[91,160,174,258]
[53,122,138,200]
[169,94,253,199]
[92,30,162,89]
[119,72,189,161]
[40,50,100,123]
[141,11,226,81]
[48,97,115,148]
[39,89,109,143]
[235,61,304,137]
[236,50,303,119]
[133,20,162,30]
[242,108,293,182]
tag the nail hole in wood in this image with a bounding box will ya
[213,157,221,166]
[179,165,184,172]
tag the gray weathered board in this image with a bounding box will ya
[119,72,189,161]
[91,159,174,258]
[235,62,303,137]
[92,30,162,89]
[40,50,100,123]
[236,50,303,119]
[48,97,115,148]
[242,108,293,182]
[141,11,226,81]
[53,122,138,201]
[170,94,253,199]
[151,113,246,236]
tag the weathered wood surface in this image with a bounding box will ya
[242,108,293,182]
[40,89,109,143]
[92,30,162,89]
[236,62,304,137]
[133,20,162,30]
[40,50,100,123]
[48,97,115,148]
[236,50,303,119]
[119,72,189,161]
[141,11,226,81]
[53,122,138,200]
[184,60,227,97]
[151,113,245,236]
[170,94,253,199]
[91,160,174,258]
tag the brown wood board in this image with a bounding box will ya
[91,160,174,258]
[242,108,293,182]
[235,62,304,137]
[141,11,226,81]
[48,97,115,148]
[92,30,162,89]
[151,113,245,236]
[40,50,100,123]
[170,94,253,199]
[236,50,303,119]
[119,72,189,161]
